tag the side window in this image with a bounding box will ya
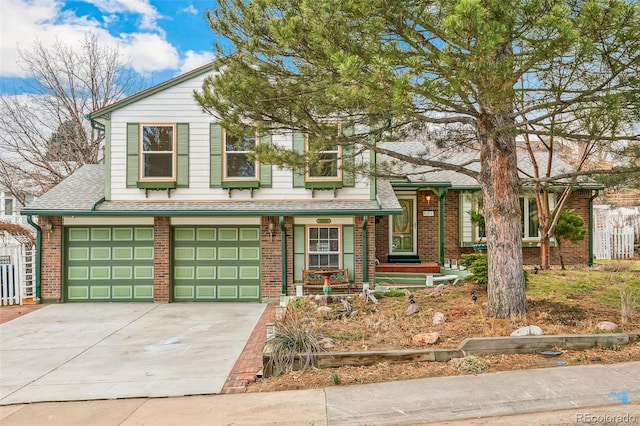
[5,198,13,216]
[224,126,258,180]
[306,124,341,180]
[307,226,341,269]
[521,197,540,240]
[140,124,175,180]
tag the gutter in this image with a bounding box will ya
[280,216,287,295]
[588,190,599,267]
[26,215,41,303]
[438,190,448,265]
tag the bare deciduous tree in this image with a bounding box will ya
[0,34,142,204]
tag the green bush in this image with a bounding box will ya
[461,253,488,284]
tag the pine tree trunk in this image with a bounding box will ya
[478,113,527,319]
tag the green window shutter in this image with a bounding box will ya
[176,123,189,187]
[342,125,355,187]
[126,123,139,188]
[292,132,305,187]
[259,134,272,187]
[293,225,306,281]
[342,225,355,281]
[210,123,222,188]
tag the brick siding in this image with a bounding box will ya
[153,217,170,302]
[40,216,62,302]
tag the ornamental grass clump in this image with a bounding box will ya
[267,307,325,376]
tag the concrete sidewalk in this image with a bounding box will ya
[1,362,638,425]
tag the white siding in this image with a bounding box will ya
[109,71,371,202]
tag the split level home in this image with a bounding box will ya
[22,63,601,304]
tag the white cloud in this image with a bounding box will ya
[120,33,180,74]
[0,0,183,83]
[178,50,215,75]
[181,4,198,15]
[87,0,161,30]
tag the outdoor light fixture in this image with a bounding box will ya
[267,220,275,241]
[44,222,53,234]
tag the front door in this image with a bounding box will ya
[389,196,416,255]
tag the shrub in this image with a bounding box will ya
[266,308,325,376]
[450,355,490,373]
[461,253,488,284]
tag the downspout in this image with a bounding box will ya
[588,190,599,267]
[92,197,105,211]
[438,190,448,266]
[26,215,41,303]
[362,216,368,285]
[280,216,287,295]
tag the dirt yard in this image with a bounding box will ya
[248,276,640,392]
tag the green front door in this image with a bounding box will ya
[65,227,154,302]
[172,226,261,301]
[390,197,416,255]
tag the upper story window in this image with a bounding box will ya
[140,124,175,180]
[307,226,341,269]
[224,126,258,180]
[306,124,341,180]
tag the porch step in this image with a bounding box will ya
[374,272,428,286]
[387,255,421,264]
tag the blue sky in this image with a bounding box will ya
[0,0,222,94]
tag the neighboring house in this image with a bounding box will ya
[0,188,33,225]
[22,63,600,304]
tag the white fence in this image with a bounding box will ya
[0,234,35,306]
[593,206,640,260]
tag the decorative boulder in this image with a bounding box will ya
[436,284,446,291]
[433,312,446,325]
[413,332,440,345]
[510,325,544,336]
[597,321,619,331]
[406,303,420,316]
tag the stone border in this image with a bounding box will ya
[262,333,639,377]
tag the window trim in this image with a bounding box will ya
[306,225,342,270]
[138,123,176,182]
[222,126,260,181]
[305,123,342,182]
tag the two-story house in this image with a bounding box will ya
[23,63,600,304]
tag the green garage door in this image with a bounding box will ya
[65,227,154,302]
[172,226,261,301]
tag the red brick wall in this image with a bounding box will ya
[153,217,170,302]
[40,216,62,302]
[260,216,285,298]
[354,216,376,286]
[375,190,594,266]
[523,190,592,266]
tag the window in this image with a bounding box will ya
[306,124,341,180]
[140,124,175,180]
[521,197,540,240]
[4,198,13,216]
[224,126,258,179]
[307,226,340,269]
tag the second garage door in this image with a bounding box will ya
[172,226,261,301]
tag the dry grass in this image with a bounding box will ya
[249,274,640,393]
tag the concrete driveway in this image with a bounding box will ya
[0,303,266,405]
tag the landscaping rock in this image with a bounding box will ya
[510,325,544,336]
[433,312,446,324]
[406,303,420,316]
[317,306,332,314]
[412,332,440,345]
[597,321,619,331]
[436,284,446,290]
[319,337,335,349]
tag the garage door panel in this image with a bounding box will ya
[65,226,154,302]
[172,226,260,302]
